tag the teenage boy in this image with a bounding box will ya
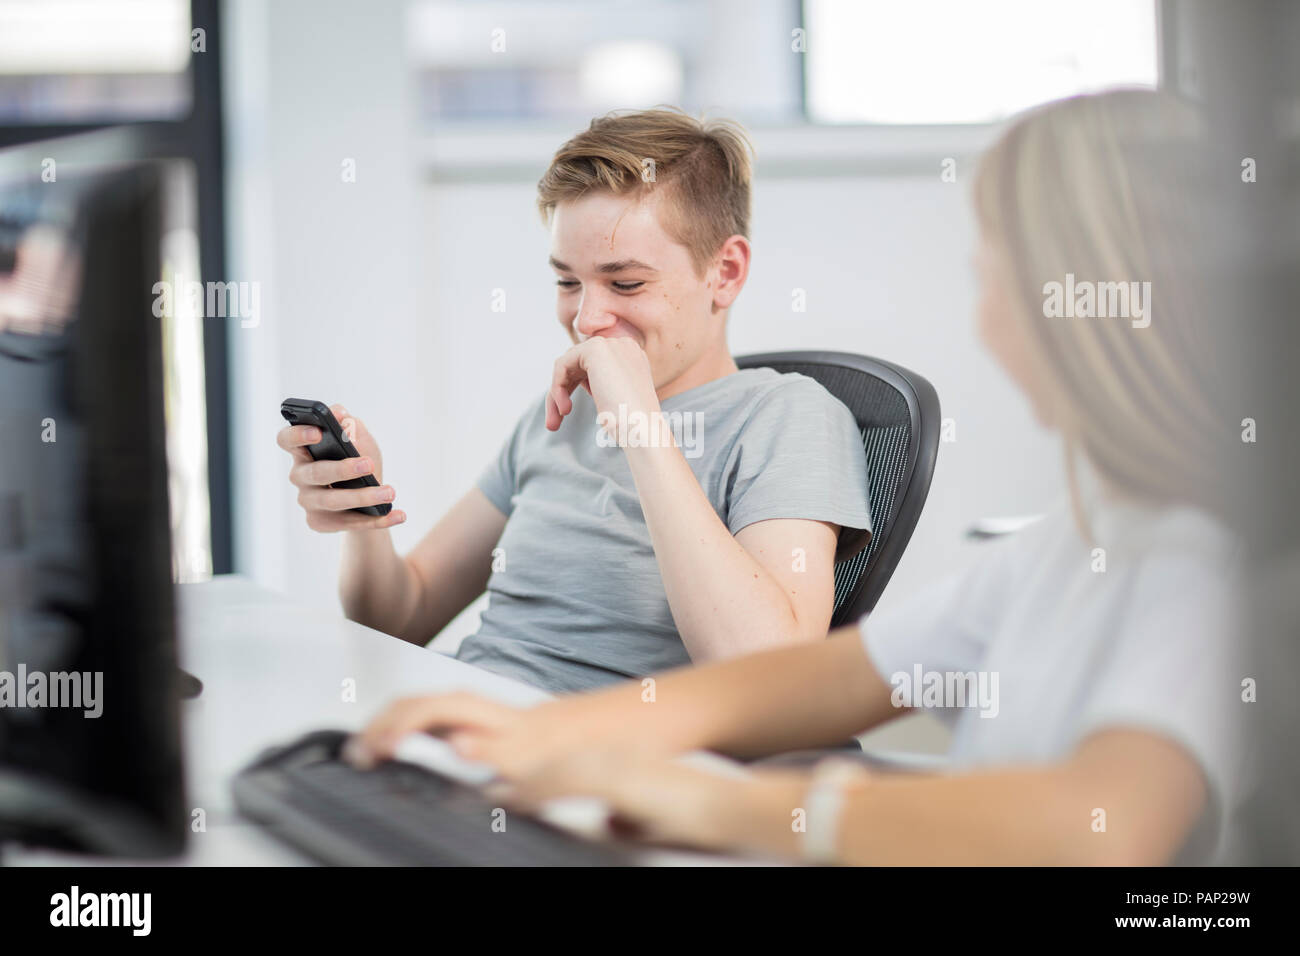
[277,109,872,693]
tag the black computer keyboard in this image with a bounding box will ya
[232,729,634,866]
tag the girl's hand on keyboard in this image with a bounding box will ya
[345,692,527,771]
[489,745,761,852]
[345,691,623,782]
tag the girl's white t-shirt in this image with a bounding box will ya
[859,494,1249,864]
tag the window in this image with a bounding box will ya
[0,0,193,123]
[0,0,231,578]
[804,0,1158,124]
[407,0,1158,129]
[406,0,804,126]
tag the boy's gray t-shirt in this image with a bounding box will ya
[453,367,873,693]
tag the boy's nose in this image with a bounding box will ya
[574,303,618,339]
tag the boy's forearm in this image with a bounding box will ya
[623,430,805,660]
[339,529,424,642]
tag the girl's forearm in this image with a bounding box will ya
[833,768,1084,865]
[703,761,1181,866]
[692,766,1097,865]
[545,628,896,760]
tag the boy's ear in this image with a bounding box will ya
[711,235,751,311]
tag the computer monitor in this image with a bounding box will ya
[0,129,188,857]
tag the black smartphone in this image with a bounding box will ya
[280,398,391,517]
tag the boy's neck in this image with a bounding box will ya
[656,339,739,402]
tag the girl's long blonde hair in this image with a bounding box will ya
[971,89,1234,537]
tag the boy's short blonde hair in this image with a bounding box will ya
[537,108,753,274]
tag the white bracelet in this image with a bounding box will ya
[800,757,870,865]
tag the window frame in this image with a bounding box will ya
[0,0,233,576]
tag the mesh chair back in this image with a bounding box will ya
[735,351,940,625]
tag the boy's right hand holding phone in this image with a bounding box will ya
[277,402,407,532]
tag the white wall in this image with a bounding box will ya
[225,0,428,602]
[222,0,1065,748]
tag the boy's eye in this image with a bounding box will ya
[556,279,580,289]
[612,281,644,292]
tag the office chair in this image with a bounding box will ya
[735,351,940,627]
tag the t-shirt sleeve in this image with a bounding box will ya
[475,398,540,517]
[723,377,873,557]
[858,534,1021,730]
[1063,538,1247,862]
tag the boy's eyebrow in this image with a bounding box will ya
[596,258,659,274]
[548,256,658,274]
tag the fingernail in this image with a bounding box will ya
[484,782,514,802]
[354,458,370,474]
[341,738,372,769]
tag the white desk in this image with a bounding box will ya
[10,575,747,866]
